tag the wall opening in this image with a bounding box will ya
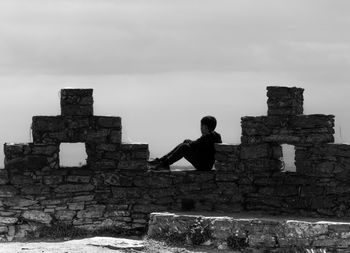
[59,143,87,167]
[281,144,296,172]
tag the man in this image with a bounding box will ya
[148,116,222,171]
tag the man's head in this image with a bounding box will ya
[200,116,217,134]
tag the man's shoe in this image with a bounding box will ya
[149,161,170,171]
[148,158,162,166]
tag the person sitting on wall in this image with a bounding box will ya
[148,116,222,171]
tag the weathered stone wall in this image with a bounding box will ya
[0,89,151,241]
[215,143,350,217]
[0,88,242,241]
[1,86,350,242]
[215,86,350,218]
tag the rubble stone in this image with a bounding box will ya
[21,210,52,224]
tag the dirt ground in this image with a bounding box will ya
[0,237,238,253]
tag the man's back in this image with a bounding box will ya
[190,131,222,170]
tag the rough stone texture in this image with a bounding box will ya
[148,212,350,251]
[0,89,152,241]
[21,210,52,224]
[212,87,350,218]
[60,88,93,116]
[32,116,122,144]
[2,86,350,247]
[267,86,304,116]
[0,170,8,185]
[241,114,335,145]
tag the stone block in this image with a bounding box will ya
[0,217,18,225]
[295,144,350,176]
[89,160,117,170]
[241,114,335,145]
[4,143,30,157]
[10,175,35,185]
[61,105,93,116]
[67,175,91,183]
[68,202,85,210]
[240,159,282,173]
[54,184,95,193]
[214,162,238,172]
[267,86,304,116]
[0,226,8,233]
[21,210,52,224]
[0,185,18,198]
[120,143,149,159]
[110,130,122,144]
[95,116,121,128]
[0,170,8,185]
[2,197,38,207]
[248,233,277,248]
[31,144,59,156]
[72,195,94,202]
[60,89,93,116]
[95,144,118,152]
[43,175,64,185]
[117,161,147,170]
[32,116,119,144]
[32,116,65,132]
[86,129,109,143]
[133,204,167,213]
[55,210,76,221]
[21,185,50,195]
[215,143,240,154]
[111,187,143,200]
[76,205,105,219]
[240,143,281,160]
[40,198,68,206]
[214,144,240,164]
[61,89,93,103]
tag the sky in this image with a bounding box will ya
[0,0,349,167]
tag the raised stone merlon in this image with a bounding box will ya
[239,86,335,145]
[60,88,93,116]
[6,88,149,173]
[267,86,304,116]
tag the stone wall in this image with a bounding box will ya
[1,86,350,241]
[215,86,350,218]
[0,88,241,241]
[0,89,151,241]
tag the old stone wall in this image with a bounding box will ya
[1,86,350,242]
[215,86,350,218]
[0,89,242,241]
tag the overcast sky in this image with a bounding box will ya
[0,0,349,166]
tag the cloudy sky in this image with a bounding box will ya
[0,0,349,167]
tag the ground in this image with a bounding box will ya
[0,237,236,253]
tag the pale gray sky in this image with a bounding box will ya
[0,0,349,166]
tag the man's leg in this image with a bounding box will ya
[162,143,201,169]
[159,143,184,162]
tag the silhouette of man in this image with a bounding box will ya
[148,116,222,171]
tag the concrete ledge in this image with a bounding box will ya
[148,212,350,250]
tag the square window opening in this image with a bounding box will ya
[59,143,87,167]
[281,144,296,172]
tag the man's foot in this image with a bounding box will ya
[151,164,170,171]
[148,158,170,171]
[148,158,162,166]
